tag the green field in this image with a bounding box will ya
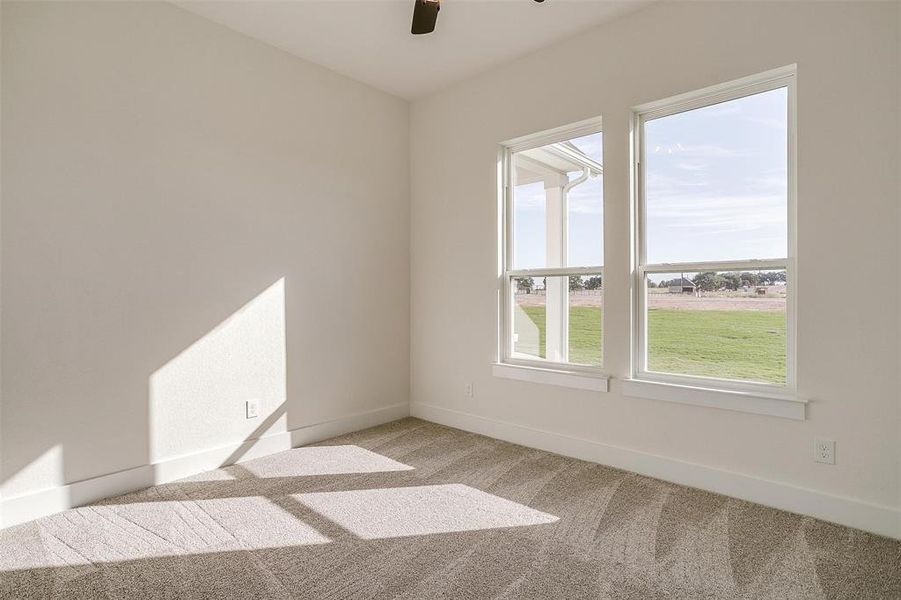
[519,306,785,383]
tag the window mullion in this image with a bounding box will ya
[507,266,603,278]
[640,258,788,274]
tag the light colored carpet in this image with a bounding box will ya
[1,417,898,599]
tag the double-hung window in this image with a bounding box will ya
[633,67,796,395]
[500,119,604,372]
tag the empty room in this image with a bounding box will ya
[1,0,899,598]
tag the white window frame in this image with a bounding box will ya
[498,118,606,380]
[631,66,798,398]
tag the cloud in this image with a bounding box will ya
[568,197,602,215]
[652,143,748,158]
[743,115,787,130]
[646,192,787,234]
[513,184,545,212]
[567,177,603,214]
[705,103,743,118]
[745,173,787,189]
[647,171,710,190]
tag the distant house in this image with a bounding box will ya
[668,278,697,295]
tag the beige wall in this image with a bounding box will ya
[1,1,410,498]
[410,0,900,517]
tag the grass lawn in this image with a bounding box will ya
[519,306,785,383]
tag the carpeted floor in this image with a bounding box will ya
[1,418,899,599]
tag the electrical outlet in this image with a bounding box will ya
[464,383,474,398]
[246,399,260,419]
[814,438,835,464]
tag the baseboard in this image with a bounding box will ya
[411,402,901,540]
[153,401,410,484]
[1,464,156,530]
[0,402,410,529]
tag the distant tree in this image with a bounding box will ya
[584,276,603,290]
[735,271,785,287]
[569,275,585,291]
[647,281,658,288]
[722,272,742,291]
[693,271,725,292]
[740,272,761,286]
[759,270,786,284]
[515,277,533,293]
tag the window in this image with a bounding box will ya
[633,68,796,393]
[500,120,604,372]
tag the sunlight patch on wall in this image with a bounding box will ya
[293,484,558,539]
[149,279,287,462]
[0,445,65,499]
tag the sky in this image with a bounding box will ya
[512,86,788,272]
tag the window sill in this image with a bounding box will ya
[621,378,806,420]
[492,363,610,392]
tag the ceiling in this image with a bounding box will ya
[174,1,653,100]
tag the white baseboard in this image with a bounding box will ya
[153,401,410,484]
[411,402,901,540]
[152,428,296,485]
[1,464,156,530]
[1,402,409,529]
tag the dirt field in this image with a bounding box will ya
[515,291,786,311]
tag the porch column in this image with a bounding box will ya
[545,173,569,363]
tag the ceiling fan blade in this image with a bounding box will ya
[411,0,440,35]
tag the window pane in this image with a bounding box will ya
[512,181,546,270]
[512,132,602,269]
[568,173,603,268]
[644,88,788,264]
[568,274,603,366]
[513,277,545,360]
[646,270,786,383]
[513,275,602,366]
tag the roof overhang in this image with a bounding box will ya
[514,142,602,186]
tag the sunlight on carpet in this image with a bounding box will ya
[294,483,559,540]
[240,444,413,478]
[0,496,330,572]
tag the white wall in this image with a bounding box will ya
[410,1,901,536]
[1,1,409,508]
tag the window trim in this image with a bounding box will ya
[631,65,798,397]
[492,362,610,392]
[498,118,606,376]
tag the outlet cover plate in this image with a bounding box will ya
[814,438,835,464]
[246,399,260,419]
